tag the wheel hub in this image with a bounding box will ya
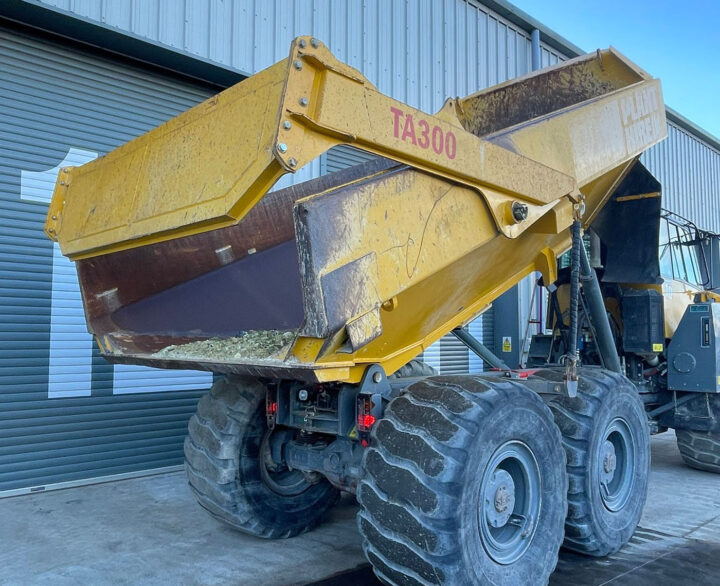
[478,441,541,565]
[259,430,313,497]
[485,469,516,527]
[598,418,636,512]
[601,440,617,478]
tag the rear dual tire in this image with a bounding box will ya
[358,375,568,585]
[540,368,650,557]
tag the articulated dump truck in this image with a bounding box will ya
[45,37,720,584]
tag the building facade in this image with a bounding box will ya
[1,0,718,494]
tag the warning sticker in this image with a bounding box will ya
[652,343,663,352]
[502,336,512,353]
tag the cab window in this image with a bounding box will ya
[659,216,706,287]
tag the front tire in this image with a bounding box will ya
[184,375,339,539]
[357,375,567,585]
[541,368,650,557]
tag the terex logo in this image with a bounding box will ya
[620,86,663,153]
[390,106,456,160]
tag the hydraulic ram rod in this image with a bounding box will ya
[580,243,623,373]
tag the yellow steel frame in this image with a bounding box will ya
[47,36,583,260]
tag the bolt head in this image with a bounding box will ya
[277,143,288,153]
[372,371,382,383]
[283,120,292,130]
[310,38,319,48]
[289,158,297,167]
[298,389,309,401]
[298,39,307,48]
[294,60,303,70]
[511,201,529,222]
[299,97,309,107]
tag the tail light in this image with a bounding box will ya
[356,395,378,444]
[266,386,278,429]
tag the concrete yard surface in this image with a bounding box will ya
[2,431,720,585]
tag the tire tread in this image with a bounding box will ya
[185,375,339,539]
[676,430,720,473]
[358,375,567,585]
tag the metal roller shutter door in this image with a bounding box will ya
[323,145,380,174]
[435,308,495,375]
[0,26,217,495]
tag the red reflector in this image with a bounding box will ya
[358,413,376,430]
[267,402,278,414]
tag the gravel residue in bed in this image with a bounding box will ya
[153,330,296,362]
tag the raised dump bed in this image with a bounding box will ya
[46,37,666,383]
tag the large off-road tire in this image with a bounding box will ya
[357,375,567,585]
[390,359,437,379]
[541,368,650,557]
[184,375,339,538]
[676,430,720,473]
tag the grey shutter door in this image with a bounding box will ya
[323,145,379,173]
[0,25,217,494]
[482,308,495,363]
[439,334,469,374]
[423,308,495,375]
[436,307,494,375]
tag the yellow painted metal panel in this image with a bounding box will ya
[47,61,288,259]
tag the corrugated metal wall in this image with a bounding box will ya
[36,0,565,194]
[642,121,720,234]
[0,25,214,494]
[35,1,572,105]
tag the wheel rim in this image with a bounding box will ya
[478,440,542,565]
[259,430,312,497]
[598,417,635,512]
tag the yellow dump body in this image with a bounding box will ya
[46,38,666,383]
